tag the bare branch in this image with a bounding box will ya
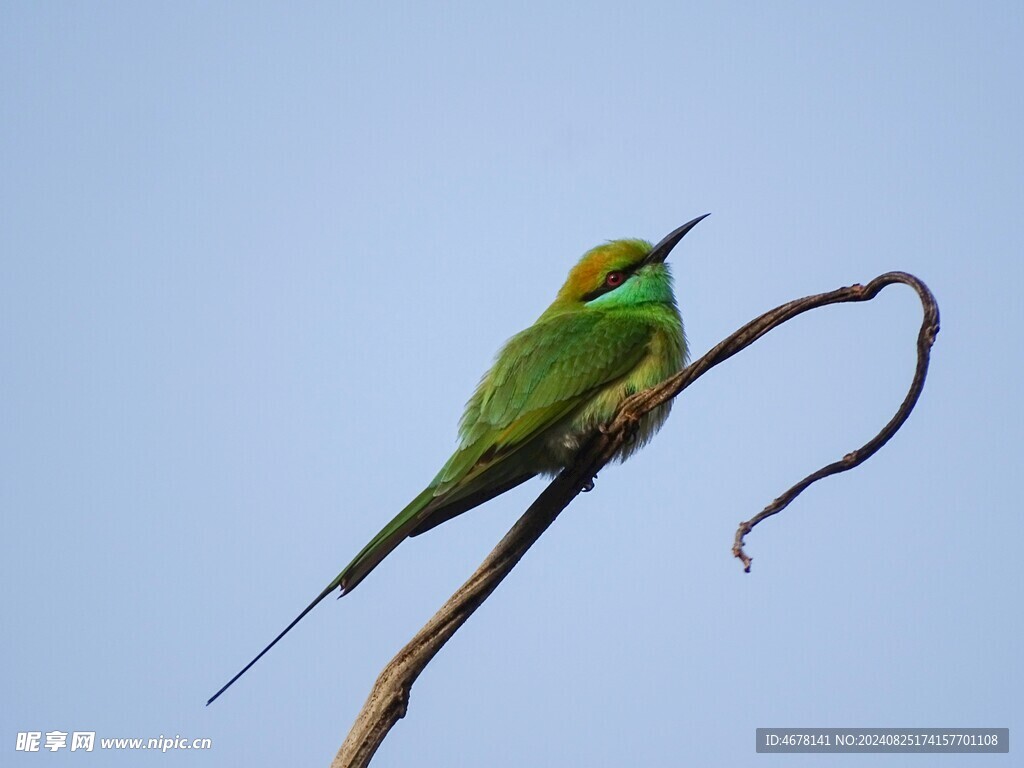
[332,271,939,767]
[724,273,939,570]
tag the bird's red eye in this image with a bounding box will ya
[605,271,624,287]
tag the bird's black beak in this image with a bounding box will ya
[643,213,710,266]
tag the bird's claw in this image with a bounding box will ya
[581,476,596,493]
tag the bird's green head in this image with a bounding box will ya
[551,215,708,312]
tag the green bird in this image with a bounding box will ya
[208,214,707,705]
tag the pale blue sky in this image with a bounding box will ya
[2,2,1021,766]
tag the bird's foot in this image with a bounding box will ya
[581,475,597,493]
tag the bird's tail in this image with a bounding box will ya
[206,580,337,705]
[206,485,438,706]
[333,485,440,594]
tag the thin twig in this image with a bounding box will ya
[724,273,939,571]
[332,271,939,767]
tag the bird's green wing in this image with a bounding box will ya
[477,302,683,455]
[436,309,654,488]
